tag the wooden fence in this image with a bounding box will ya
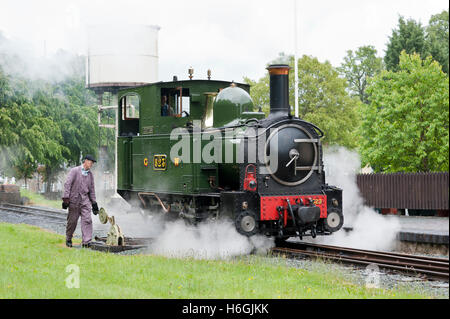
[356,172,449,210]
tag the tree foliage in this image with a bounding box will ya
[384,16,429,72]
[0,42,108,190]
[360,52,449,172]
[244,54,361,149]
[426,10,449,74]
[385,13,449,74]
[338,45,384,104]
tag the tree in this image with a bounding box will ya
[242,76,269,113]
[245,54,361,149]
[384,16,429,72]
[6,93,67,189]
[1,42,102,190]
[0,66,18,148]
[360,52,449,172]
[338,45,384,104]
[426,10,449,74]
[30,76,99,191]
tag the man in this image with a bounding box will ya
[62,154,99,248]
[160,95,172,116]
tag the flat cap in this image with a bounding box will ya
[82,154,97,162]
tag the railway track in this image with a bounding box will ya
[272,241,449,282]
[0,203,67,223]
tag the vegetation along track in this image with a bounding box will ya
[272,241,449,282]
[0,203,67,223]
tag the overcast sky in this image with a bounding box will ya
[0,0,448,82]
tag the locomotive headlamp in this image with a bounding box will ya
[174,157,181,166]
[188,67,194,80]
[332,198,339,207]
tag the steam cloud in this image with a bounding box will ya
[95,199,274,260]
[149,219,273,260]
[0,33,83,83]
[315,146,400,251]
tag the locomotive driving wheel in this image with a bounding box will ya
[235,211,259,236]
[324,208,344,232]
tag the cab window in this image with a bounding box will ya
[121,93,140,120]
[161,88,190,117]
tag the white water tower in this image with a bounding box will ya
[86,23,160,91]
[86,24,160,195]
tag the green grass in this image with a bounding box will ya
[19,188,61,209]
[0,222,433,299]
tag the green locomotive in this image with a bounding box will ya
[117,65,343,239]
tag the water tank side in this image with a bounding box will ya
[86,24,159,87]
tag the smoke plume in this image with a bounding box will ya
[148,219,273,259]
[94,198,274,260]
[0,33,84,83]
[316,146,401,251]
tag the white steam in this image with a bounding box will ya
[0,34,83,83]
[149,219,273,260]
[317,146,401,251]
[95,199,274,260]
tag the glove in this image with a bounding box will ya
[92,202,99,215]
[62,198,69,209]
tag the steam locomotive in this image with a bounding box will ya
[116,64,343,240]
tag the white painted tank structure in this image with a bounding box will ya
[86,24,160,89]
[86,24,160,197]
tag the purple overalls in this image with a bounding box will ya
[62,166,96,244]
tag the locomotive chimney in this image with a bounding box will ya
[267,64,291,117]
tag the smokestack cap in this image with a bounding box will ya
[267,64,291,116]
[266,64,291,75]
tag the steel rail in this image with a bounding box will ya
[279,241,449,269]
[292,241,449,263]
[273,241,449,282]
[272,247,448,281]
[1,203,67,215]
[0,203,67,222]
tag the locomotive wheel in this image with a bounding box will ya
[235,211,259,237]
[324,209,344,232]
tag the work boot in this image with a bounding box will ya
[82,242,91,248]
[66,240,72,247]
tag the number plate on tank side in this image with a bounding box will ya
[153,154,167,170]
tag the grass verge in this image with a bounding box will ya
[0,222,432,299]
[19,188,61,209]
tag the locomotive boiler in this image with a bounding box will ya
[116,64,343,240]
